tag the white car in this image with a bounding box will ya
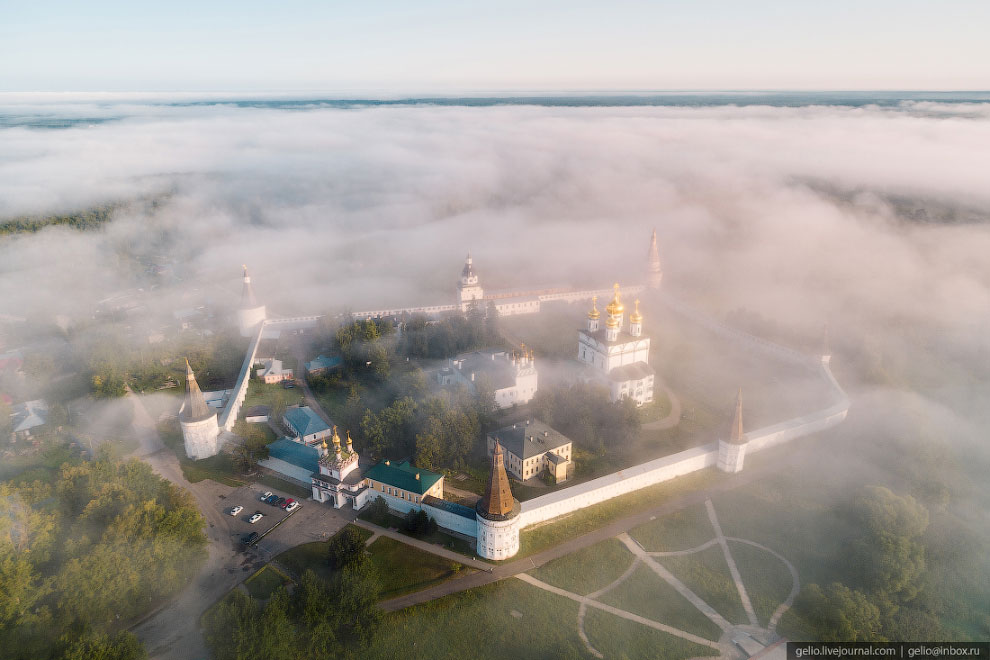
[285,501,300,512]
[229,505,243,516]
[248,513,264,524]
[259,491,273,501]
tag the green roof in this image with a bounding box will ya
[364,460,442,495]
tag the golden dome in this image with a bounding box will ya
[630,299,643,324]
[605,283,624,315]
[588,295,600,320]
[331,425,342,448]
[605,315,619,329]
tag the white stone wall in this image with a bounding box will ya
[218,322,265,431]
[476,515,521,559]
[367,491,478,537]
[716,440,746,473]
[180,415,220,460]
[519,444,717,528]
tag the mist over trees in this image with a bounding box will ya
[0,447,207,660]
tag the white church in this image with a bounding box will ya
[577,284,655,406]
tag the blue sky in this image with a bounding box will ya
[2,0,988,91]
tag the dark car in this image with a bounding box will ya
[274,497,286,508]
[241,531,259,545]
[265,494,278,505]
[282,381,295,389]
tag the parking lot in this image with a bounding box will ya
[216,483,356,561]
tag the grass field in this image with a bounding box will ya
[530,537,633,596]
[358,510,477,557]
[367,536,471,598]
[241,379,306,413]
[275,524,373,582]
[598,563,724,641]
[728,540,795,627]
[660,545,749,625]
[628,502,715,552]
[244,565,290,600]
[273,525,469,598]
[583,607,719,659]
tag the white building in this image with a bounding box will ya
[439,348,538,408]
[475,441,521,560]
[311,428,371,508]
[457,253,484,311]
[577,284,655,406]
[179,360,221,460]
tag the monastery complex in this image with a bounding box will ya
[176,229,849,560]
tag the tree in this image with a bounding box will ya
[366,496,390,526]
[327,526,368,571]
[796,583,885,642]
[59,631,148,660]
[329,561,383,646]
[850,486,929,600]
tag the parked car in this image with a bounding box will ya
[229,505,243,516]
[274,497,286,508]
[281,498,294,510]
[248,512,263,524]
[241,531,259,545]
[282,381,295,389]
[259,491,272,501]
[285,501,300,513]
[265,494,279,504]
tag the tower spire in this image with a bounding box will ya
[647,229,663,289]
[728,388,745,445]
[182,359,212,422]
[240,264,258,308]
[479,441,515,517]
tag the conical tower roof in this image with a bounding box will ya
[477,441,518,519]
[182,359,214,422]
[648,229,661,268]
[240,265,258,309]
[727,388,746,445]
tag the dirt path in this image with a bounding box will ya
[126,392,245,660]
[642,375,682,431]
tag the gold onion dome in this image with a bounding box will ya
[588,296,600,320]
[605,315,619,329]
[605,283,624,315]
[331,425,342,448]
[630,299,643,324]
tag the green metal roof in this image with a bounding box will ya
[364,460,442,495]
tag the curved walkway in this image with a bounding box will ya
[517,498,799,659]
[642,376,683,431]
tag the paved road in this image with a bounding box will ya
[642,375,682,431]
[378,461,774,612]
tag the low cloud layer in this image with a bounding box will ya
[0,97,988,406]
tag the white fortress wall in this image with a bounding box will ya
[539,285,646,304]
[218,322,266,431]
[373,491,478,536]
[517,348,850,530]
[518,444,717,528]
[352,304,459,320]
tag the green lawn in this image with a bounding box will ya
[598,564,725,641]
[241,380,306,415]
[660,545,749,625]
[628,502,715,552]
[367,536,471,598]
[530,538,634,596]
[518,468,720,559]
[276,524,373,582]
[244,565,290,600]
[366,579,589,660]
[728,540,795,627]
[273,525,469,598]
[637,389,673,422]
[583,607,719,659]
